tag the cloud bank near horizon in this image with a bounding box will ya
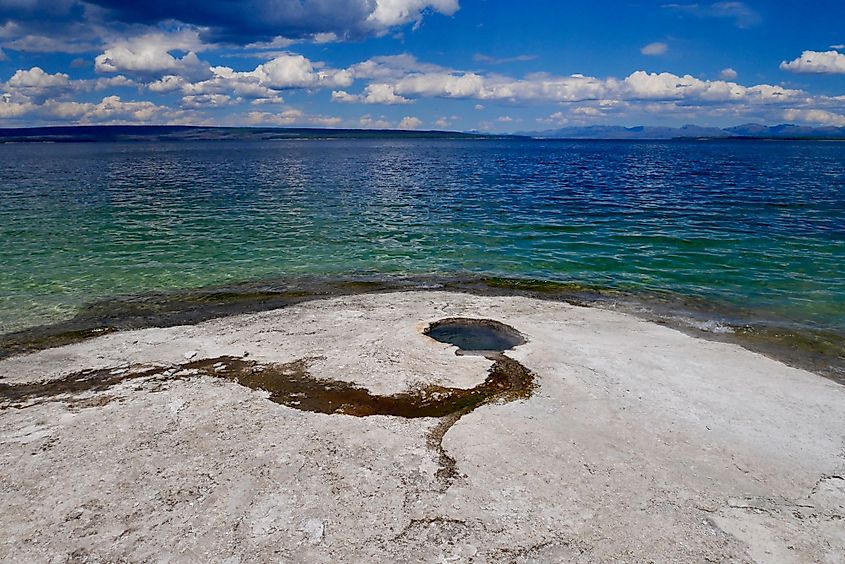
[1,0,844,130]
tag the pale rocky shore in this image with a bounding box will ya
[1,291,844,563]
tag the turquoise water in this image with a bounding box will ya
[1,139,843,334]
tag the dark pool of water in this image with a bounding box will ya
[425,318,526,353]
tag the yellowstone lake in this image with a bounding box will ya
[1,138,843,362]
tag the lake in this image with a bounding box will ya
[1,138,843,337]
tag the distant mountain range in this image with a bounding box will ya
[0,125,504,143]
[1,123,843,143]
[521,123,845,140]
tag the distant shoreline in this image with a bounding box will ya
[0,125,515,143]
[1,124,844,142]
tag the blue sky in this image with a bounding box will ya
[1,0,844,131]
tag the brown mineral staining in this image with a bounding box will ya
[0,318,534,486]
[0,365,162,409]
[182,348,534,420]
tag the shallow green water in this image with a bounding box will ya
[1,138,843,335]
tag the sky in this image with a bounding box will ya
[1,0,845,132]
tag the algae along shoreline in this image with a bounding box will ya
[1,290,844,562]
[1,274,843,384]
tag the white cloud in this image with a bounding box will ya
[359,114,393,128]
[434,116,450,128]
[496,115,513,122]
[572,106,604,116]
[95,31,211,80]
[641,42,668,56]
[247,109,342,127]
[348,54,446,81]
[312,32,339,44]
[377,66,802,107]
[331,83,412,104]
[181,94,232,109]
[181,67,278,100]
[5,66,70,102]
[474,103,484,110]
[398,115,423,129]
[367,0,459,29]
[393,72,486,98]
[148,74,187,93]
[831,44,845,50]
[146,53,352,104]
[252,53,352,89]
[783,108,845,126]
[0,97,34,117]
[719,67,738,79]
[361,83,411,103]
[244,36,296,50]
[68,75,134,92]
[780,50,845,74]
[42,95,177,123]
[2,66,137,108]
[330,90,359,103]
[622,71,802,103]
[8,66,70,90]
[538,111,569,125]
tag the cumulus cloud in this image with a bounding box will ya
[398,115,422,129]
[331,83,412,104]
[371,65,803,108]
[783,108,845,127]
[719,68,738,79]
[94,31,211,80]
[7,66,70,90]
[41,95,180,123]
[641,42,668,56]
[348,54,446,81]
[252,53,352,89]
[0,97,35,118]
[2,48,842,129]
[359,114,393,128]
[5,66,71,102]
[780,50,845,74]
[145,52,352,107]
[247,108,342,127]
[2,66,136,106]
[368,0,458,28]
[181,94,232,109]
